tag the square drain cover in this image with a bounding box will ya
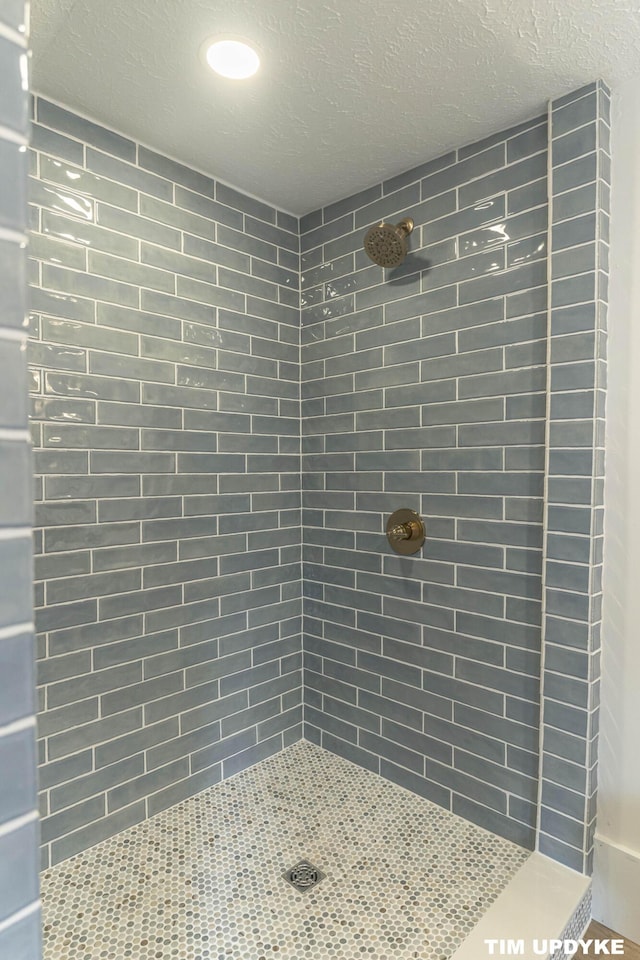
[283,860,325,893]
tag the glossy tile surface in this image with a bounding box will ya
[30,95,303,869]
[0,1,40,951]
[540,80,610,875]
[300,112,549,851]
[41,741,528,960]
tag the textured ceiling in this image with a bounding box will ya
[30,0,640,215]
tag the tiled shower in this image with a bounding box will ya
[0,0,612,955]
[30,95,304,868]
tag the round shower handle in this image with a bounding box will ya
[389,521,420,542]
[386,509,426,555]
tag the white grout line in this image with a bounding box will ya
[0,427,31,441]
[0,623,33,642]
[0,716,36,740]
[0,326,28,344]
[0,899,41,936]
[0,527,32,542]
[26,100,602,861]
[0,809,39,840]
[534,98,556,856]
[0,225,28,244]
[0,21,27,47]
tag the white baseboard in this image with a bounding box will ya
[593,835,640,943]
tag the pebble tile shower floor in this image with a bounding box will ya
[40,741,529,959]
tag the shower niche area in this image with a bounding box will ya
[12,13,607,952]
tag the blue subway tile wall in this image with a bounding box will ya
[29,96,303,867]
[539,83,610,875]
[0,3,41,956]
[300,114,550,850]
[28,81,608,876]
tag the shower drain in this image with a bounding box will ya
[283,860,325,893]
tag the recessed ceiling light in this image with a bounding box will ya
[204,39,260,80]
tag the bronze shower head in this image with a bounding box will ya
[363,217,414,267]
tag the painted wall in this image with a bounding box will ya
[594,75,640,942]
[29,97,303,867]
[0,3,42,957]
[300,115,549,849]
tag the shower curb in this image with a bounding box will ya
[451,852,590,960]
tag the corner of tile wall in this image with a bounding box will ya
[300,109,550,851]
[300,80,610,877]
[539,79,610,875]
[27,68,609,882]
[28,93,303,866]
